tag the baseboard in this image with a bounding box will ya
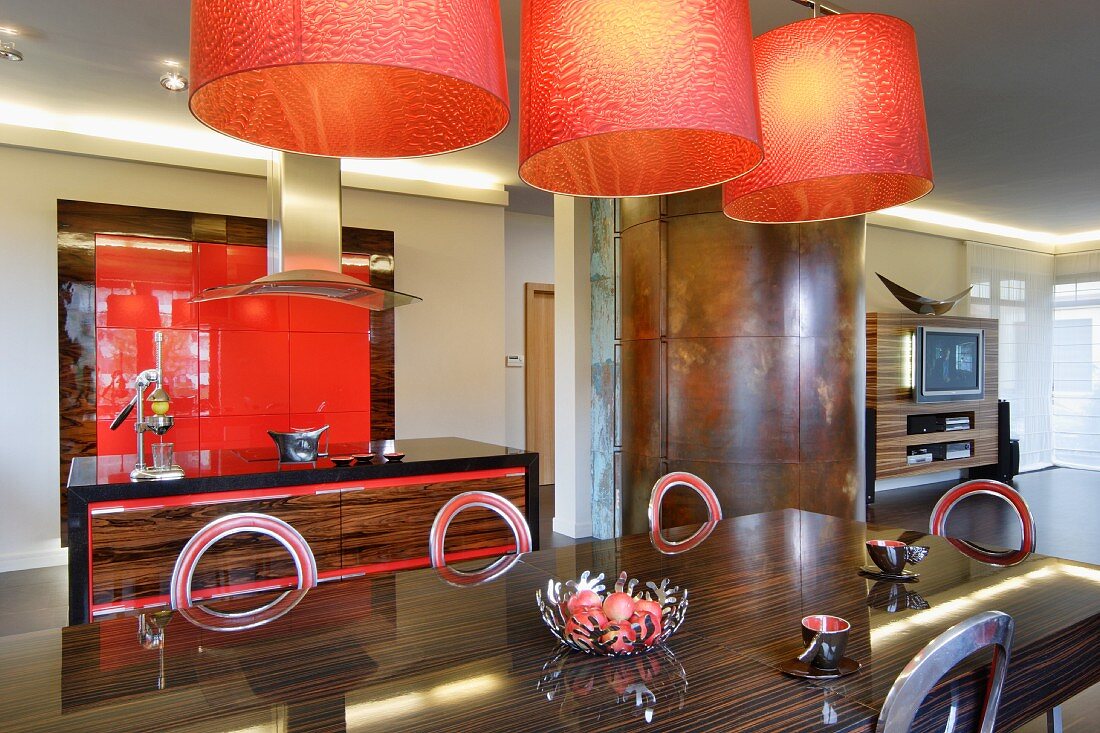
[0,547,68,573]
[875,469,963,493]
[552,517,593,539]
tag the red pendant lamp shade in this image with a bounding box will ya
[723,14,933,223]
[189,0,510,158]
[519,0,762,197]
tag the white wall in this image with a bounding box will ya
[503,212,555,449]
[0,144,507,571]
[866,225,968,313]
[343,188,507,445]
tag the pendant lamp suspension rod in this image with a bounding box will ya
[787,0,849,17]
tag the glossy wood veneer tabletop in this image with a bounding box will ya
[516,509,1100,732]
[2,509,1097,732]
[0,548,877,733]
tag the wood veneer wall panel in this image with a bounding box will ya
[866,312,999,479]
[616,187,866,534]
[57,231,96,519]
[340,475,525,567]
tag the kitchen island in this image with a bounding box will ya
[67,437,538,624]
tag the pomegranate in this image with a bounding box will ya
[599,622,638,654]
[566,589,603,615]
[633,599,663,621]
[565,608,608,650]
[630,611,663,645]
[602,591,636,622]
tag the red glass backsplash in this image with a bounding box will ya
[94,235,371,454]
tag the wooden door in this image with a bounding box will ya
[525,283,555,485]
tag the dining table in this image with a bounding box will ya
[1,508,1098,732]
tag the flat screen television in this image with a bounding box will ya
[914,326,984,403]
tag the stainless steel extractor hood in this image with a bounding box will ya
[192,152,421,310]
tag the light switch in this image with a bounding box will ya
[506,355,524,368]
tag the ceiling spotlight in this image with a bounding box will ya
[160,69,188,92]
[0,40,22,61]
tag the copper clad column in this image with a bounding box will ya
[617,187,864,534]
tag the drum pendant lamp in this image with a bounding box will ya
[189,0,510,158]
[519,0,763,197]
[723,13,933,223]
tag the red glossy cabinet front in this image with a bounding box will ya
[93,236,372,454]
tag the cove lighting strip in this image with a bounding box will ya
[0,100,504,191]
[877,205,1100,247]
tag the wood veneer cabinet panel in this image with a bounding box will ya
[90,491,342,606]
[340,474,526,567]
[866,312,999,478]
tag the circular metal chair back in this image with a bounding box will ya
[648,472,723,554]
[877,610,1014,733]
[170,512,318,631]
[429,491,532,582]
[930,479,1036,566]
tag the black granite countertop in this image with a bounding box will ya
[68,437,536,501]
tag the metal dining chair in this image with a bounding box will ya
[169,512,318,631]
[929,481,1062,732]
[648,472,723,554]
[429,491,532,584]
[877,610,1014,733]
[929,479,1036,566]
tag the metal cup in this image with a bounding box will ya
[797,615,850,671]
[151,442,174,470]
[866,539,928,575]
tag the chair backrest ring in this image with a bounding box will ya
[930,480,1036,564]
[169,512,318,613]
[429,491,532,571]
[648,472,723,554]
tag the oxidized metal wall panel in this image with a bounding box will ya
[619,197,661,231]
[665,337,800,463]
[666,211,799,339]
[618,339,662,459]
[619,221,662,341]
[615,186,866,535]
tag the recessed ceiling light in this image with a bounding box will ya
[160,69,188,92]
[0,40,22,62]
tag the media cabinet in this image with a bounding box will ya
[866,313,1000,490]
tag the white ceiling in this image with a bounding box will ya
[1,1,1098,233]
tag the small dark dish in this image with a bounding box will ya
[383,452,406,462]
[330,455,355,467]
[859,566,920,582]
[779,656,861,680]
[352,453,376,464]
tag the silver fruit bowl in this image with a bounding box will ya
[536,571,689,656]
